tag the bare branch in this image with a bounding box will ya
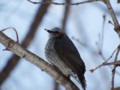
[111,66,117,90]
[28,0,102,6]
[61,0,71,32]
[0,27,19,43]
[90,46,118,72]
[0,32,79,90]
[111,47,120,90]
[103,0,120,37]
[100,61,120,66]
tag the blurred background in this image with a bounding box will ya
[0,0,120,90]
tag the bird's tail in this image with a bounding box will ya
[78,73,86,90]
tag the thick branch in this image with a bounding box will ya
[0,32,79,90]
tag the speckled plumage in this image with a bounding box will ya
[45,27,86,90]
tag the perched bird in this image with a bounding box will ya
[45,27,86,90]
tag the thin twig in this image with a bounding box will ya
[110,47,120,90]
[0,27,19,43]
[103,0,120,37]
[28,0,102,6]
[98,60,120,66]
[89,15,118,72]
[100,14,106,52]
[90,46,118,72]
[96,14,106,60]
[111,66,117,90]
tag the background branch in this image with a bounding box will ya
[0,0,51,85]
[61,0,71,32]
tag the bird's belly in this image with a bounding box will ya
[45,47,72,76]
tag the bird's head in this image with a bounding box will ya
[45,27,64,38]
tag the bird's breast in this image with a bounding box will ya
[45,38,72,76]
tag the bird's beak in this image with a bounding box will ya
[45,29,59,34]
[44,29,51,33]
[45,29,55,34]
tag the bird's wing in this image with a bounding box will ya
[54,34,86,89]
[54,34,86,74]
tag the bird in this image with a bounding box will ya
[45,27,86,90]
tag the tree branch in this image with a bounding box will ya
[28,0,101,5]
[0,0,51,85]
[111,48,120,90]
[103,0,120,37]
[61,0,71,32]
[0,32,79,90]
